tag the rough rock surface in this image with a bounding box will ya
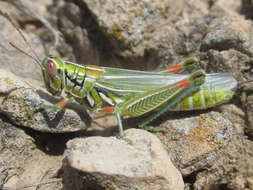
[0,118,62,190]
[160,112,232,176]
[62,129,184,190]
[241,82,253,136]
[0,13,44,81]
[154,110,253,189]
[200,16,253,57]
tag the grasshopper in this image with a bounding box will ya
[4,13,237,137]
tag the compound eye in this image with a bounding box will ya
[46,60,56,78]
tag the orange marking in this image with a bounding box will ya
[205,27,211,35]
[101,106,115,113]
[86,66,104,78]
[57,100,68,109]
[177,79,191,89]
[167,64,183,74]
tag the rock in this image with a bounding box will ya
[57,0,212,71]
[57,2,98,64]
[0,14,44,81]
[193,132,253,190]
[241,0,253,20]
[158,112,232,175]
[57,0,188,70]
[62,128,184,190]
[0,0,63,50]
[241,81,253,137]
[0,118,62,189]
[211,0,242,17]
[0,69,89,133]
[0,0,54,23]
[80,0,184,57]
[155,110,253,189]
[183,0,209,20]
[146,18,208,68]
[217,104,246,135]
[200,49,253,81]
[200,16,253,57]
[246,94,253,135]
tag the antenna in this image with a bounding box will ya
[1,11,42,66]
[9,41,36,60]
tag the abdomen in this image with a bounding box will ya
[169,86,234,111]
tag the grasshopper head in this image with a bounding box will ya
[41,56,64,96]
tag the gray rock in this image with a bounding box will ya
[81,0,184,57]
[200,16,253,57]
[153,110,253,190]
[62,128,184,190]
[200,49,252,81]
[0,13,44,81]
[241,0,253,20]
[193,129,253,190]
[241,82,253,137]
[57,0,189,70]
[158,112,232,176]
[211,0,242,17]
[0,118,62,189]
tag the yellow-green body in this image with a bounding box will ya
[40,57,236,136]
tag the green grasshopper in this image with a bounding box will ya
[5,13,237,137]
